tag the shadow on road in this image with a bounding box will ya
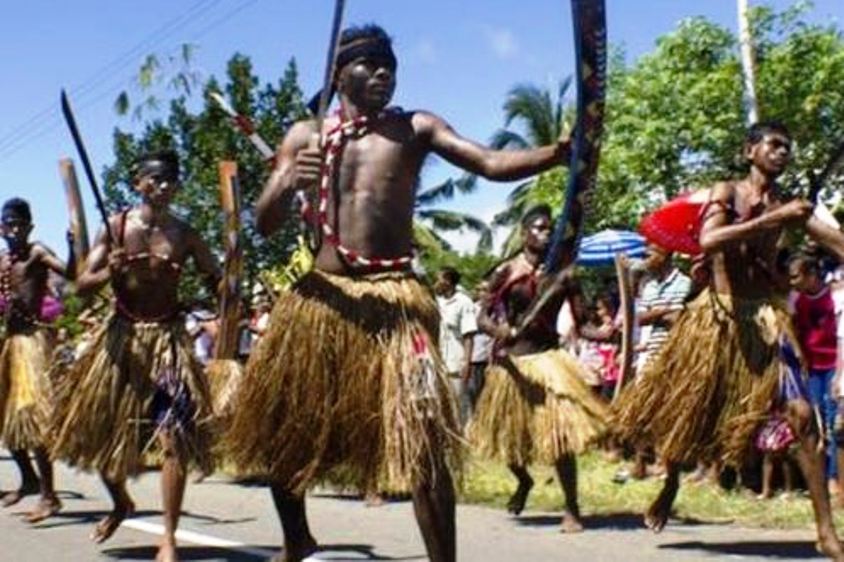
[515,511,707,531]
[103,545,273,561]
[26,509,159,530]
[102,543,426,561]
[659,540,823,559]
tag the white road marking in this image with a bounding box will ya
[119,520,368,560]
[120,519,276,558]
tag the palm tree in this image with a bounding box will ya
[489,79,573,254]
[413,174,493,255]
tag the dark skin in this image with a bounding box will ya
[646,131,844,562]
[0,209,74,522]
[76,170,220,562]
[256,49,569,562]
[477,215,583,533]
[257,53,570,275]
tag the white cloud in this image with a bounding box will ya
[483,26,519,60]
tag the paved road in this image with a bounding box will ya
[0,454,827,561]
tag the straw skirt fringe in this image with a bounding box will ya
[224,269,461,495]
[613,290,795,466]
[470,348,608,466]
[0,330,54,450]
[50,314,213,480]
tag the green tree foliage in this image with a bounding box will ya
[102,53,309,301]
[509,3,844,237]
[414,173,492,255]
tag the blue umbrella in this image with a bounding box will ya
[576,229,646,266]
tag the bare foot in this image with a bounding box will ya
[815,535,844,561]
[364,492,384,507]
[644,480,678,533]
[1,481,40,507]
[272,536,318,562]
[90,501,135,544]
[25,496,62,523]
[507,478,534,516]
[560,511,584,533]
[155,541,179,562]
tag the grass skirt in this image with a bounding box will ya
[206,359,243,419]
[224,270,461,495]
[470,349,608,466]
[50,314,213,480]
[0,330,54,450]
[613,290,796,466]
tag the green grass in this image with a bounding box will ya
[459,452,844,530]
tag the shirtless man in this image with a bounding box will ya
[473,204,607,533]
[225,24,569,562]
[0,198,74,522]
[50,150,220,562]
[614,121,844,559]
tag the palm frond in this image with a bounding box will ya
[554,76,574,131]
[477,229,494,254]
[489,129,530,150]
[417,178,455,207]
[416,173,479,208]
[417,209,491,236]
[502,84,556,146]
[413,221,453,254]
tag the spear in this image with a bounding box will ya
[209,92,275,161]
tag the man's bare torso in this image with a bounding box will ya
[111,210,192,319]
[314,111,426,274]
[1,245,51,334]
[708,181,785,299]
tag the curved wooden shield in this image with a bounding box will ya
[613,253,634,401]
[215,161,243,360]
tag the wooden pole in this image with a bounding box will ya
[215,161,243,360]
[737,0,760,124]
[58,158,90,278]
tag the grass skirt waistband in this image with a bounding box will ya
[470,348,608,465]
[224,269,462,494]
[50,314,213,480]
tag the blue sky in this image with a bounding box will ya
[0,0,841,255]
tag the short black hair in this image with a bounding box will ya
[520,204,552,227]
[745,120,791,146]
[134,149,180,178]
[2,198,32,224]
[439,266,461,286]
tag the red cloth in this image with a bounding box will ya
[793,287,838,370]
[638,191,706,256]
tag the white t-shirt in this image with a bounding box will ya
[437,290,478,374]
[471,301,493,364]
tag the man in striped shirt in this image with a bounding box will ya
[635,243,692,370]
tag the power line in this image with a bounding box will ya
[0,0,228,160]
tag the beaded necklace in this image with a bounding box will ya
[303,107,414,272]
[0,248,41,327]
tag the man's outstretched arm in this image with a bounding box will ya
[416,111,570,182]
